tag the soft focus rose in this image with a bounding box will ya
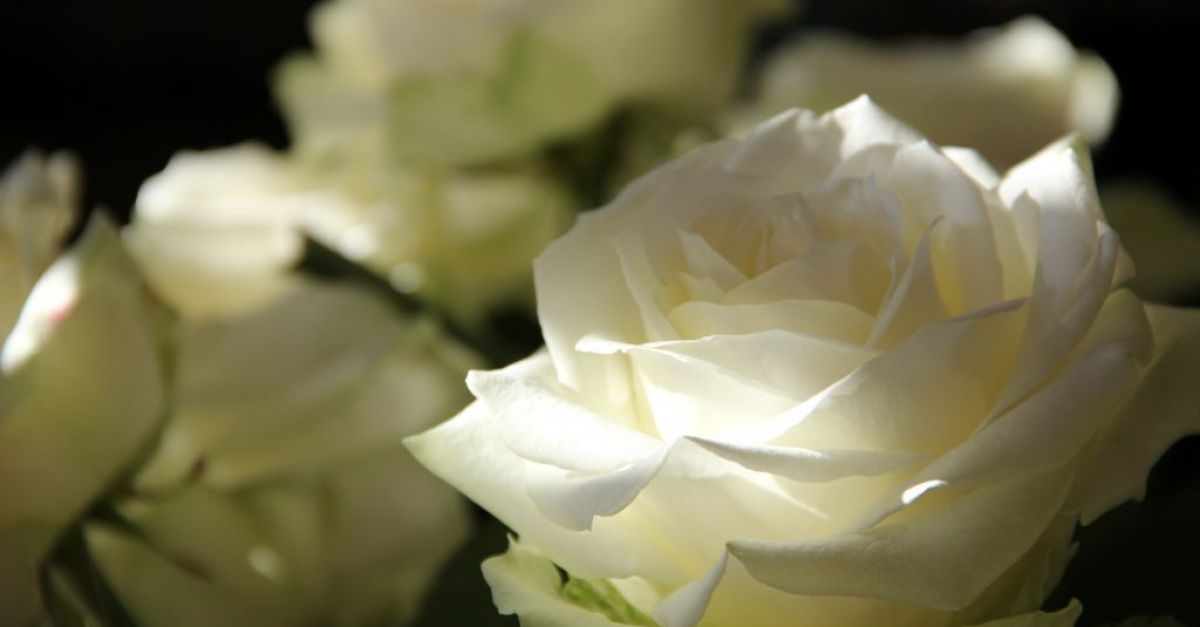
[0,154,170,626]
[276,0,785,166]
[736,18,1118,168]
[114,142,486,624]
[1099,181,1200,302]
[125,144,570,325]
[408,98,1200,626]
[0,152,77,334]
[85,280,475,627]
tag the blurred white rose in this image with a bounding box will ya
[1099,181,1200,302]
[408,99,1200,626]
[0,152,77,334]
[126,144,570,325]
[276,0,785,166]
[0,153,171,627]
[737,17,1118,168]
[86,280,475,627]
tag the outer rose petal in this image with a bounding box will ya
[0,151,78,337]
[1068,305,1200,523]
[404,398,686,582]
[995,136,1125,418]
[0,218,169,626]
[89,449,468,627]
[133,280,472,491]
[739,16,1116,167]
[483,539,657,627]
[966,600,1082,627]
[726,464,1075,611]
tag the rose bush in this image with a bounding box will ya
[408,98,1200,627]
[736,18,1118,168]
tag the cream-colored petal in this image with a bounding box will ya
[685,436,922,482]
[942,147,1002,189]
[869,220,948,347]
[773,299,1025,453]
[966,600,1082,627]
[585,336,795,441]
[626,331,877,404]
[668,299,874,343]
[273,54,387,163]
[652,552,726,627]
[0,218,168,625]
[483,539,655,627]
[135,280,470,491]
[386,32,615,166]
[852,290,1150,530]
[741,17,1116,167]
[526,446,671,532]
[883,141,1005,313]
[728,464,1075,611]
[0,150,78,337]
[995,136,1121,417]
[1069,304,1200,523]
[405,401,685,582]
[86,524,296,627]
[468,351,660,473]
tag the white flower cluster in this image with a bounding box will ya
[5,3,1200,627]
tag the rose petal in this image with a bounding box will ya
[469,351,660,473]
[966,600,1082,627]
[869,219,948,347]
[727,464,1075,611]
[995,136,1123,416]
[1069,304,1200,523]
[482,539,641,627]
[579,335,798,441]
[653,552,728,627]
[405,401,684,581]
[772,299,1025,453]
[627,331,878,404]
[853,291,1150,529]
[685,436,922,482]
[0,218,168,622]
[669,298,873,343]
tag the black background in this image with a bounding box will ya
[3,0,1200,219]
[2,1,1198,625]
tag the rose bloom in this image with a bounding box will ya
[736,18,1118,169]
[0,153,170,627]
[125,144,570,326]
[408,98,1200,627]
[277,0,785,166]
[86,281,475,627]
[99,149,482,625]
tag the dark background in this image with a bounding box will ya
[2,1,1198,625]
[3,0,1200,219]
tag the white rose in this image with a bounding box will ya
[737,17,1118,168]
[408,98,1200,627]
[276,0,785,166]
[116,142,493,624]
[0,154,170,627]
[85,280,475,627]
[0,151,77,333]
[126,144,570,324]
